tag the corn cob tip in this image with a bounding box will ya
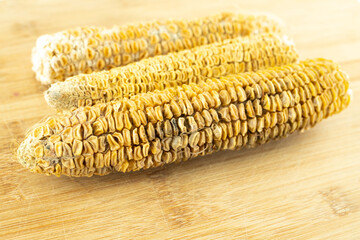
[17,134,54,176]
[31,34,71,85]
[45,81,79,110]
[17,118,68,177]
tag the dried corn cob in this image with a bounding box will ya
[18,59,350,177]
[32,12,284,84]
[46,33,298,110]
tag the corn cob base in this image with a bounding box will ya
[17,59,350,177]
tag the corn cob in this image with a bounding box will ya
[18,59,350,177]
[45,33,298,110]
[32,12,284,84]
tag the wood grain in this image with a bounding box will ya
[0,0,360,239]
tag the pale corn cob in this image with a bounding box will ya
[32,12,284,84]
[18,59,350,177]
[46,33,298,110]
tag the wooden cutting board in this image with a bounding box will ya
[1,0,359,239]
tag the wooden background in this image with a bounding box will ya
[1,0,360,239]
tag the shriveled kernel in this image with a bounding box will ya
[96,59,105,70]
[130,110,141,127]
[189,132,200,148]
[34,145,44,158]
[163,120,173,137]
[98,136,107,152]
[209,108,219,123]
[123,129,132,147]
[194,112,205,129]
[134,146,143,161]
[187,116,198,132]
[86,48,95,60]
[107,134,121,151]
[62,143,73,157]
[62,158,75,169]
[62,127,73,143]
[202,110,213,126]
[49,135,61,143]
[178,117,187,133]
[147,123,156,141]
[72,139,83,156]
[73,124,83,140]
[213,125,222,140]
[87,136,99,153]
[238,103,247,120]
[164,104,173,119]
[253,99,262,116]
[93,120,105,136]
[218,107,231,122]
[83,140,94,155]
[245,101,255,118]
[219,90,231,106]
[229,104,239,121]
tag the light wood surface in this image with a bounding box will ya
[1,0,360,239]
